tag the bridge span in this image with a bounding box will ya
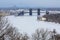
[18,8,49,16]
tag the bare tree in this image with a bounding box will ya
[21,33,29,40]
[32,28,51,40]
[48,29,57,40]
[0,16,9,40]
[0,16,22,40]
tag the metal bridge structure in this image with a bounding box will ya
[18,8,49,16]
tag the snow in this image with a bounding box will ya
[6,15,60,36]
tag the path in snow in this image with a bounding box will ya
[6,15,60,35]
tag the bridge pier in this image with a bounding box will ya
[37,9,40,15]
[22,11,24,15]
[29,9,32,16]
[18,11,24,16]
[46,11,49,15]
[46,11,49,21]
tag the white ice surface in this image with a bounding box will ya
[6,15,60,36]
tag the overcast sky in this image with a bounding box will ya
[0,0,60,8]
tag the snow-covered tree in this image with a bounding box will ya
[32,28,52,40]
[0,16,22,40]
[48,29,57,40]
[21,33,29,40]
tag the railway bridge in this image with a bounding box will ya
[18,8,49,16]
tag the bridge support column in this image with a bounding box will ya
[29,9,32,16]
[46,11,49,21]
[18,11,24,16]
[37,9,40,15]
[46,11,49,15]
[22,11,24,15]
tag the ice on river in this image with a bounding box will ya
[5,15,60,35]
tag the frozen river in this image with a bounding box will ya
[6,15,60,35]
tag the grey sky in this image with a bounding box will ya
[0,0,60,8]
